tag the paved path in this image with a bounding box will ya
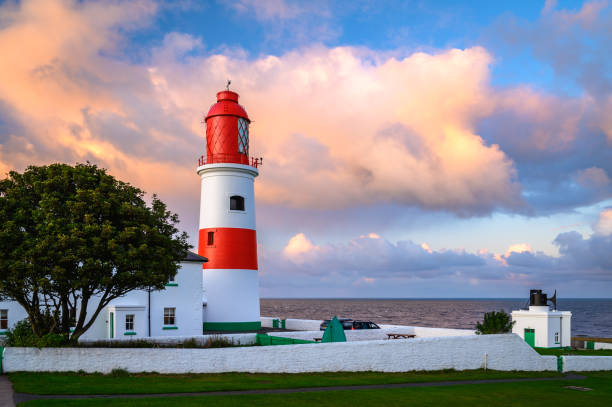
[0,376,16,407]
[13,374,586,404]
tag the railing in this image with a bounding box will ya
[198,155,263,169]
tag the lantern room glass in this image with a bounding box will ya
[238,118,249,155]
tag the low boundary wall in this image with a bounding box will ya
[261,317,475,337]
[562,356,612,372]
[3,334,557,374]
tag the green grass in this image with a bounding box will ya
[18,372,612,407]
[535,348,612,356]
[10,369,561,395]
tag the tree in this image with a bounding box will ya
[475,310,515,334]
[0,163,190,343]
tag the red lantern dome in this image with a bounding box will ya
[204,90,250,166]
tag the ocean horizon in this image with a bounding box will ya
[260,298,612,337]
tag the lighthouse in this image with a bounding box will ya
[197,88,262,331]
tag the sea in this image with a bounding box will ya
[261,298,612,337]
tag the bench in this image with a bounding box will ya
[386,333,416,340]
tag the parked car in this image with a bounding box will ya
[319,319,380,330]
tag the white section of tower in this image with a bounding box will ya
[202,269,261,323]
[197,163,258,229]
[197,162,261,329]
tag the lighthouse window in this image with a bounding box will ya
[230,195,245,211]
[164,307,176,325]
[207,231,214,246]
[0,309,7,329]
[238,118,249,155]
[125,314,134,331]
[554,332,559,343]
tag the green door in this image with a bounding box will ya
[110,312,114,339]
[524,328,535,347]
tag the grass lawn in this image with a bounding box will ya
[535,348,612,356]
[17,372,612,407]
[10,369,562,395]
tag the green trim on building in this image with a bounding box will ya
[256,333,316,346]
[587,341,595,350]
[0,331,7,335]
[557,356,563,372]
[165,283,178,287]
[203,321,261,331]
[162,326,178,330]
[124,332,137,336]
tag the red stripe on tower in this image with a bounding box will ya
[198,228,258,270]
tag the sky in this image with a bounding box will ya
[0,0,611,298]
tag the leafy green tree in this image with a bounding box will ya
[475,310,515,334]
[0,163,190,343]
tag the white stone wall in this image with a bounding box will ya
[562,356,612,372]
[387,326,475,337]
[276,327,474,342]
[3,333,557,373]
[260,317,275,328]
[594,342,612,350]
[260,317,475,337]
[284,319,323,331]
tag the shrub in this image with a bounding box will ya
[5,319,68,347]
[203,335,234,348]
[475,310,515,334]
[110,368,130,377]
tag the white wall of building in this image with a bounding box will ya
[562,356,612,372]
[512,307,571,348]
[0,300,29,335]
[0,259,205,341]
[3,334,558,373]
[595,342,612,350]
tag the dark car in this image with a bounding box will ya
[319,319,380,330]
[320,318,353,330]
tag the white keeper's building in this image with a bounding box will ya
[1,252,208,339]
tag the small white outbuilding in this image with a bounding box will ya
[511,289,571,348]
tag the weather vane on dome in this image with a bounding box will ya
[226,79,231,90]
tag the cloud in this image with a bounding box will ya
[149,44,525,215]
[594,208,612,235]
[229,0,328,21]
[0,0,611,253]
[0,1,527,218]
[225,0,338,47]
[259,227,611,297]
[283,233,316,259]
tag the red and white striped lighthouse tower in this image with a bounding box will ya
[197,87,262,331]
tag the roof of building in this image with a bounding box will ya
[183,251,208,263]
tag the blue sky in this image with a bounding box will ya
[0,0,611,297]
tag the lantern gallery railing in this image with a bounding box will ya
[198,155,263,168]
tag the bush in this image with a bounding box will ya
[475,310,515,335]
[203,335,235,348]
[5,319,69,347]
[110,368,130,377]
